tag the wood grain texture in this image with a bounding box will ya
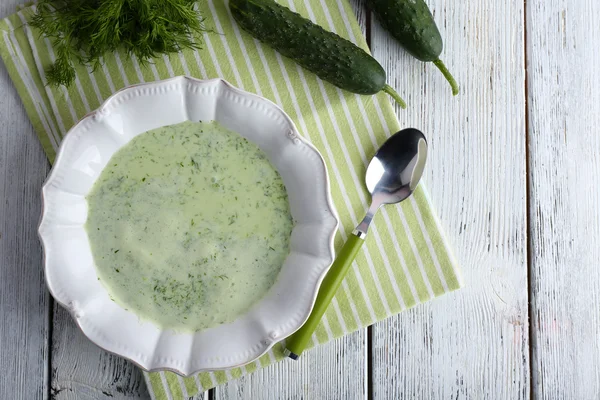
[527,1,600,398]
[215,331,366,399]
[4,0,600,398]
[0,2,50,400]
[369,0,530,398]
[49,307,151,399]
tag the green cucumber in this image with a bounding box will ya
[368,0,459,95]
[229,0,406,108]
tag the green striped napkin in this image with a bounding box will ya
[0,0,462,398]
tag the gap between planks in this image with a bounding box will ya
[523,0,535,398]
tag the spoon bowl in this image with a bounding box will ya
[356,128,428,237]
[366,128,428,203]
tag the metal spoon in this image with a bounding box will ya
[284,128,428,359]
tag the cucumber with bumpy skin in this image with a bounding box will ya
[368,0,459,95]
[229,0,406,108]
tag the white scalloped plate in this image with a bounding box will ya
[38,77,338,375]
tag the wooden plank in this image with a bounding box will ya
[0,2,50,399]
[527,1,600,398]
[369,0,530,398]
[215,331,366,399]
[0,59,50,400]
[50,306,154,399]
[51,305,209,399]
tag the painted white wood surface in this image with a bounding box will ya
[369,0,530,398]
[50,307,151,399]
[1,0,600,398]
[0,3,50,400]
[216,332,366,399]
[527,1,600,398]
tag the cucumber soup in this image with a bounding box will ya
[85,120,293,332]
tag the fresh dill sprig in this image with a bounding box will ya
[30,0,208,86]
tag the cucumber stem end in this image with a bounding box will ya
[382,85,407,109]
[433,59,459,96]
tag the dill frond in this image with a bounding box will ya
[30,0,208,86]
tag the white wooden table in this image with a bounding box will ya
[2,0,599,398]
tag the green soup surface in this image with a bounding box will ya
[85,120,293,332]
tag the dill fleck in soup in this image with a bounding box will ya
[85,120,293,332]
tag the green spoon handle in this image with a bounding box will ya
[285,233,365,359]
